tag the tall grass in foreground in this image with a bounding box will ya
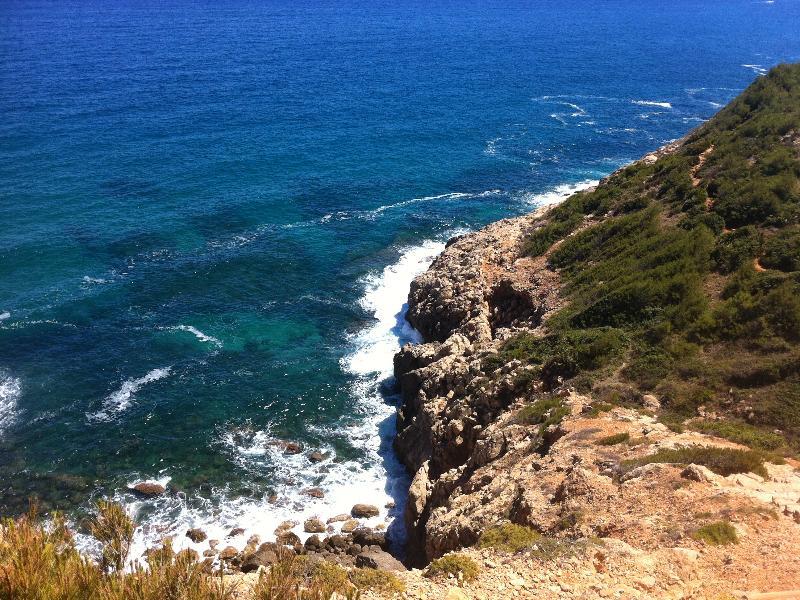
[0,502,231,600]
[0,502,376,600]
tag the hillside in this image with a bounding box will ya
[390,64,800,595]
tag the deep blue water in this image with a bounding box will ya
[1,0,799,555]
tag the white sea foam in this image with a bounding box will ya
[82,276,108,285]
[0,373,21,436]
[367,189,502,218]
[89,367,172,422]
[93,238,452,567]
[742,64,768,75]
[0,312,10,321]
[632,100,672,108]
[517,179,600,206]
[343,239,445,376]
[167,325,223,348]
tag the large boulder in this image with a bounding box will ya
[351,504,380,518]
[185,528,207,543]
[240,542,280,573]
[355,548,406,571]
[304,517,326,533]
[351,527,387,549]
[130,481,166,497]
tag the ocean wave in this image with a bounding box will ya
[0,312,10,321]
[343,239,445,377]
[742,63,768,75]
[88,367,172,422]
[632,100,672,108]
[164,325,223,348]
[82,276,109,285]
[94,238,451,565]
[0,373,21,436]
[366,189,502,218]
[516,179,599,206]
[0,319,78,329]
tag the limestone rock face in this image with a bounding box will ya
[392,208,565,564]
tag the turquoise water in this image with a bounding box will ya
[1,0,799,555]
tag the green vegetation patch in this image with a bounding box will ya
[596,432,631,446]
[510,65,800,449]
[425,553,480,582]
[515,395,570,433]
[349,568,405,595]
[689,419,786,451]
[692,521,739,545]
[620,445,768,478]
[477,523,541,553]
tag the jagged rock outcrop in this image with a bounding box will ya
[393,206,571,563]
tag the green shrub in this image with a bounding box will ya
[596,432,630,446]
[425,553,479,582]
[692,521,739,545]
[620,445,768,478]
[712,227,763,274]
[515,396,570,434]
[349,568,404,595]
[689,420,786,451]
[477,523,541,553]
[761,228,800,271]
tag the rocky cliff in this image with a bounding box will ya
[390,64,800,596]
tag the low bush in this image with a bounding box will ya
[596,432,630,446]
[477,523,541,553]
[620,445,768,478]
[349,568,404,595]
[425,553,480,582]
[692,521,739,545]
[689,419,785,451]
[515,396,570,434]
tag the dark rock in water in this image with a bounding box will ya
[308,451,330,463]
[269,439,303,455]
[186,528,207,543]
[219,546,238,560]
[304,487,325,498]
[130,481,166,497]
[327,514,350,523]
[341,519,359,533]
[355,548,406,571]
[227,527,245,537]
[240,542,280,573]
[274,520,296,534]
[351,503,379,518]
[276,530,301,546]
[268,494,279,504]
[351,527,386,549]
[304,517,326,533]
[304,534,323,551]
[203,548,217,557]
[247,534,261,546]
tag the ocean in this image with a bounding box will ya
[1,0,799,558]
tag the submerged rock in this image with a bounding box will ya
[304,517,326,533]
[130,481,166,497]
[185,528,207,543]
